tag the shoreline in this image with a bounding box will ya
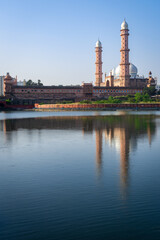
[34,103,160,111]
[1,103,160,111]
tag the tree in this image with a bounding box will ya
[108,96,114,103]
[135,92,142,103]
[26,79,43,86]
[143,86,156,96]
[26,79,33,86]
[142,93,150,102]
[38,80,43,86]
[128,97,135,103]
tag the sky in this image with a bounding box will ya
[0,0,159,85]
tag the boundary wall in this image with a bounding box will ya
[35,103,160,110]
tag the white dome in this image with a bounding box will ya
[129,64,138,78]
[96,40,102,47]
[109,63,138,78]
[121,20,128,30]
[109,68,115,76]
[115,65,120,77]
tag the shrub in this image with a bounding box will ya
[79,100,92,104]
[142,93,150,102]
[135,93,142,103]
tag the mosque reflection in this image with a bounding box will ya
[0,114,157,194]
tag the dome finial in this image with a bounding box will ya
[96,39,102,47]
[121,19,128,30]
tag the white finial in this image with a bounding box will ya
[121,19,128,30]
[96,39,102,47]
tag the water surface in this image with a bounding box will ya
[0,111,160,240]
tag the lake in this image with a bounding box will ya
[0,110,160,240]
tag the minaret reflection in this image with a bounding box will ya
[94,117,155,197]
[104,126,130,194]
[119,128,130,196]
[95,125,130,194]
[147,122,152,146]
[95,129,103,177]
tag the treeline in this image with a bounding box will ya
[26,79,43,86]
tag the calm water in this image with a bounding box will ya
[0,110,160,240]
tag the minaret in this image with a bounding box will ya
[120,20,130,87]
[95,40,103,86]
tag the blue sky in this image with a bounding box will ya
[0,0,159,85]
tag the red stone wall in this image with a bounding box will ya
[4,83,144,101]
[35,103,160,110]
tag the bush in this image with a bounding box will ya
[143,86,156,96]
[79,100,92,104]
[142,93,150,102]
[108,96,114,103]
[62,100,73,104]
[135,92,142,103]
[112,99,122,103]
[128,97,135,103]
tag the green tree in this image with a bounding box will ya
[142,93,150,102]
[108,96,114,103]
[143,86,156,96]
[26,79,43,86]
[135,92,142,103]
[38,80,43,86]
[128,97,135,103]
[26,79,33,86]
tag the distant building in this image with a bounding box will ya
[17,80,26,86]
[0,76,5,96]
[156,84,160,92]
[3,73,17,97]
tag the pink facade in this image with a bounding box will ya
[3,72,17,96]
[101,20,156,88]
[120,21,130,87]
[95,40,103,87]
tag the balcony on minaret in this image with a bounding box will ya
[95,40,103,86]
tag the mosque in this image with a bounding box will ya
[95,20,156,88]
[3,20,156,103]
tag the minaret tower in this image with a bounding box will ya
[95,40,103,86]
[120,20,130,87]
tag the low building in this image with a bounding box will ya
[156,84,160,92]
[3,73,143,103]
[0,76,5,96]
[17,80,26,86]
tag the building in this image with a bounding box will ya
[3,72,17,97]
[95,20,156,88]
[0,76,5,96]
[17,80,26,86]
[3,20,157,103]
[156,84,160,92]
